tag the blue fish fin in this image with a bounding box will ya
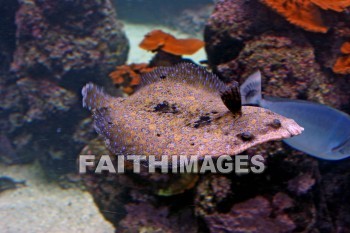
[332,135,350,155]
[82,83,112,110]
[240,70,262,105]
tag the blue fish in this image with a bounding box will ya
[240,71,350,160]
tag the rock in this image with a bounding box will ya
[204,196,296,233]
[12,0,128,83]
[166,4,214,37]
[119,203,197,233]
[80,137,199,230]
[0,0,128,172]
[205,0,349,110]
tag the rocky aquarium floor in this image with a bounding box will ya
[0,162,114,233]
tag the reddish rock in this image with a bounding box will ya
[12,0,128,82]
[205,0,350,110]
[0,0,128,171]
[204,196,296,233]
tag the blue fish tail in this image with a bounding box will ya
[82,83,111,110]
[240,70,262,106]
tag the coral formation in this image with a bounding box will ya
[204,0,273,67]
[81,133,338,232]
[202,0,350,231]
[119,203,197,233]
[0,0,128,173]
[204,196,296,233]
[260,0,350,33]
[139,29,204,55]
[139,30,204,67]
[319,160,350,229]
[206,0,350,108]
[287,173,316,195]
[12,0,128,81]
[0,0,18,73]
[109,63,154,94]
[333,41,350,74]
[80,137,199,230]
[340,42,350,54]
[311,0,350,11]
[217,33,330,103]
[195,175,232,215]
[108,26,208,96]
[193,154,323,232]
[108,30,203,96]
[166,4,214,37]
[156,173,199,196]
[16,78,77,122]
[114,0,212,34]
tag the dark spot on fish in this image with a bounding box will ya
[160,75,166,79]
[108,121,113,125]
[156,133,161,137]
[154,101,178,114]
[190,142,195,146]
[202,116,211,121]
[237,132,254,141]
[268,119,281,129]
[211,111,218,114]
[193,116,211,128]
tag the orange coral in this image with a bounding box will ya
[333,42,350,74]
[139,30,204,55]
[261,0,350,33]
[310,0,350,12]
[333,57,350,74]
[109,63,154,94]
[340,41,350,54]
[138,30,170,51]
